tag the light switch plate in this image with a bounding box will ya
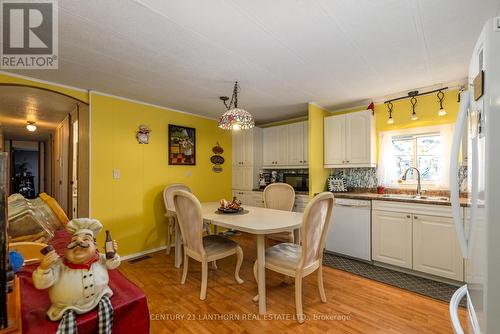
[113,169,120,179]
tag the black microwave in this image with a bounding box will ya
[283,174,309,191]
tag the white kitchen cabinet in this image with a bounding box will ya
[372,200,465,281]
[287,122,304,166]
[324,110,376,168]
[232,127,262,190]
[413,214,464,281]
[324,114,346,165]
[231,190,264,207]
[263,121,308,168]
[302,121,309,166]
[372,210,413,269]
[293,195,309,213]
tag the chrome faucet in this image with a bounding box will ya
[401,167,422,198]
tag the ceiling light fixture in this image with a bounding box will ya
[437,90,447,116]
[409,92,418,121]
[218,81,255,131]
[386,101,395,124]
[26,121,37,132]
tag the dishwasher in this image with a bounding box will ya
[325,198,371,261]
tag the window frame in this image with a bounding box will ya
[392,131,442,186]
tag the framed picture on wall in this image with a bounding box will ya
[168,124,196,165]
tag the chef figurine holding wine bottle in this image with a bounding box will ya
[32,218,120,334]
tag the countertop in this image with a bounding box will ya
[330,192,470,207]
[252,188,309,196]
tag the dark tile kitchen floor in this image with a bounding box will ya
[323,253,466,307]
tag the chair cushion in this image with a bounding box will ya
[265,243,301,270]
[203,235,238,257]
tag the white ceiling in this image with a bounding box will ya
[0,86,81,140]
[5,0,500,123]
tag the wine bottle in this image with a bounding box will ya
[105,230,115,259]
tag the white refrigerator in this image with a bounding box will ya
[449,17,500,334]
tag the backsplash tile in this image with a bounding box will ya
[329,166,469,192]
[330,168,378,188]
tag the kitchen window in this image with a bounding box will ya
[378,125,454,189]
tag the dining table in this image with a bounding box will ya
[169,202,303,314]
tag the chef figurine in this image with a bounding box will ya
[32,218,120,334]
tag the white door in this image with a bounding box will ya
[324,115,346,165]
[346,111,370,164]
[302,121,308,166]
[287,122,304,166]
[275,125,289,166]
[413,214,464,281]
[263,127,277,166]
[372,210,413,269]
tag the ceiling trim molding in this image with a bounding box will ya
[308,102,330,112]
[0,70,88,92]
[88,90,218,121]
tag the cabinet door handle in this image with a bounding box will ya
[414,216,419,220]
[406,215,411,218]
[299,160,303,163]
[346,160,350,163]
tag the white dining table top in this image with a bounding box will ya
[172,202,303,235]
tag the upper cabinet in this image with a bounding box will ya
[263,121,308,168]
[324,110,376,168]
[232,127,263,190]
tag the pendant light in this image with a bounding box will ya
[386,102,395,124]
[218,81,255,130]
[26,121,37,132]
[410,95,418,121]
[437,90,446,116]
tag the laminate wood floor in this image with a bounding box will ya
[118,234,466,334]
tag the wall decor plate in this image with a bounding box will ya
[212,165,223,173]
[210,155,225,165]
[212,143,224,154]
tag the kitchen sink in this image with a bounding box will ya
[382,194,450,202]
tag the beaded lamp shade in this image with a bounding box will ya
[218,81,255,130]
[218,108,255,130]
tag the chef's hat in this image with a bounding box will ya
[66,218,103,238]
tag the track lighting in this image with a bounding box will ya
[26,121,37,132]
[386,102,394,124]
[437,90,446,116]
[410,95,418,121]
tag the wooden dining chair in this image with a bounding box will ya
[263,183,296,242]
[163,184,211,255]
[173,190,244,300]
[163,184,191,255]
[253,192,334,323]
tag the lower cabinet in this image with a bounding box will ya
[413,214,464,281]
[372,210,413,269]
[372,201,464,281]
[232,190,264,207]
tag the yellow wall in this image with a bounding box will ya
[90,93,232,256]
[0,72,88,103]
[308,103,331,197]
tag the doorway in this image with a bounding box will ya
[0,84,89,218]
[11,143,40,198]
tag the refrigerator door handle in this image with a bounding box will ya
[449,285,467,334]
[450,91,473,258]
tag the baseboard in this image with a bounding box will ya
[121,245,169,261]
